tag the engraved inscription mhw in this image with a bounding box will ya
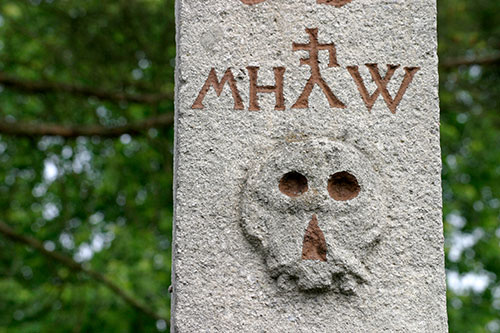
[192,28,420,113]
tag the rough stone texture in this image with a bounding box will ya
[173,0,448,331]
[241,139,383,293]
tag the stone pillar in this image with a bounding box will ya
[174,0,447,331]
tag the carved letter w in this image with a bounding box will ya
[192,68,244,110]
[347,64,420,113]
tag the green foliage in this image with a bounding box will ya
[0,0,174,332]
[0,0,497,332]
[439,0,500,331]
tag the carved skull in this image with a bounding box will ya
[241,138,383,293]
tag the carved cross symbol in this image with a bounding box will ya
[240,0,353,7]
[292,28,345,109]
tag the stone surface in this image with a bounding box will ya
[173,0,447,331]
[241,139,383,293]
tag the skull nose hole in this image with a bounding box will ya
[302,214,327,262]
[279,171,308,197]
[328,171,360,201]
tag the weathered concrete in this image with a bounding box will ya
[174,0,447,331]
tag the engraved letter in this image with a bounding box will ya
[347,64,420,113]
[191,68,244,110]
[316,0,353,7]
[240,0,267,4]
[247,66,286,111]
[241,0,353,7]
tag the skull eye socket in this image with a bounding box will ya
[328,171,360,201]
[279,171,308,197]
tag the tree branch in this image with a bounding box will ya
[0,72,173,104]
[0,113,173,138]
[0,220,169,325]
[440,54,500,68]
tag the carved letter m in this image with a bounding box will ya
[191,68,244,110]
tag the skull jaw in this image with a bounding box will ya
[267,253,369,294]
[273,264,364,294]
[297,261,334,291]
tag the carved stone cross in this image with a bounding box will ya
[174,0,448,331]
